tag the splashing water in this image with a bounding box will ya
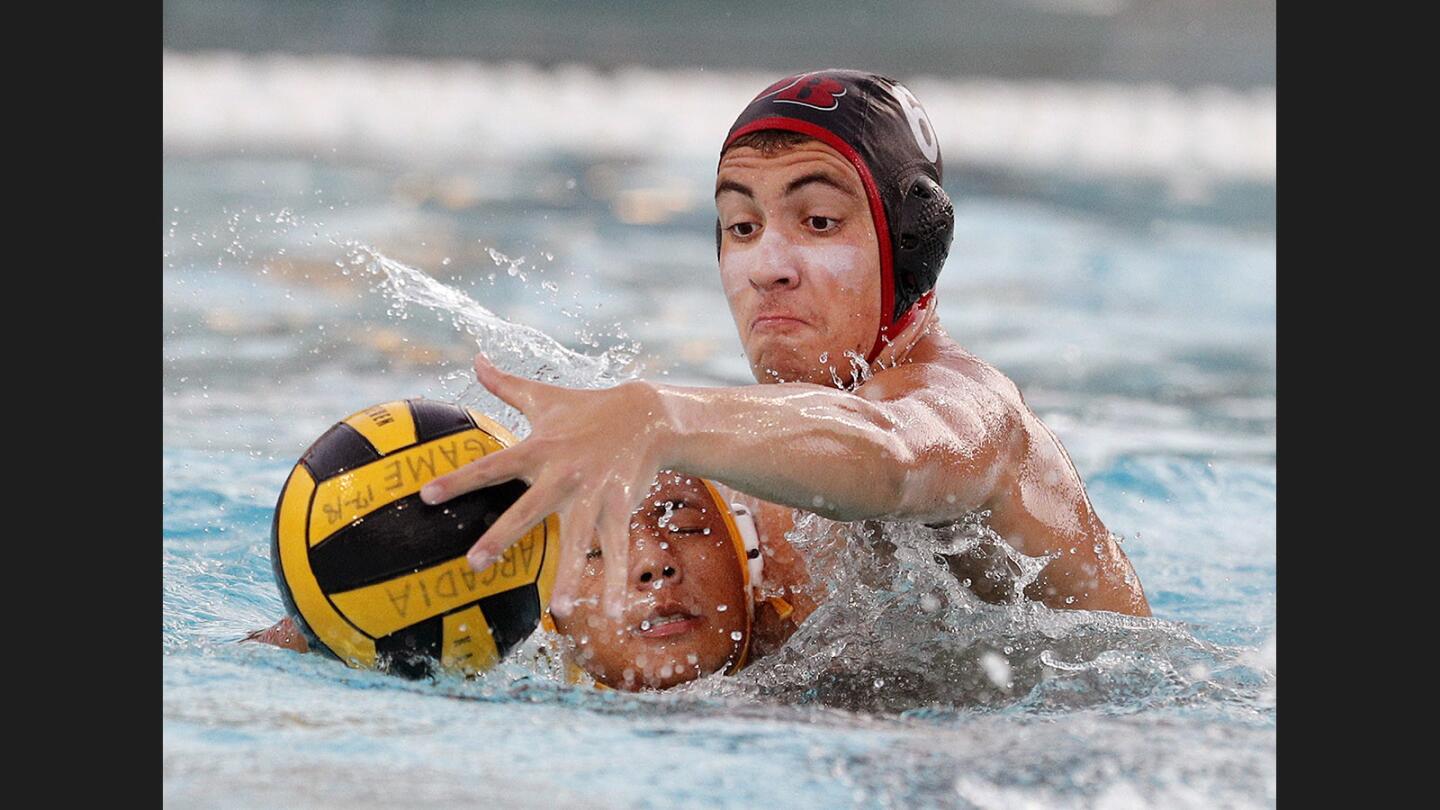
[685,508,1267,722]
[344,256,1271,730]
[355,243,638,434]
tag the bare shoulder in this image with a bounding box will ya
[896,339,1094,532]
[859,332,1026,418]
[862,334,1150,615]
[856,333,1034,489]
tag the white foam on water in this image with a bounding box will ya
[163,50,1274,184]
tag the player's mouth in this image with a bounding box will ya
[633,608,703,638]
[750,313,809,332]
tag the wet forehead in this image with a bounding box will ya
[716,143,865,199]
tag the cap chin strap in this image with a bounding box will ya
[865,289,934,365]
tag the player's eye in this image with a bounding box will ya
[657,500,708,534]
[728,221,759,238]
[807,215,838,232]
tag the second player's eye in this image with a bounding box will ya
[729,222,759,238]
[807,216,838,232]
[656,500,708,534]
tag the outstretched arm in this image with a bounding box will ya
[657,361,1017,524]
[421,353,1016,618]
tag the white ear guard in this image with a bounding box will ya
[730,502,763,588]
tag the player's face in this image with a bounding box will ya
[552,472,750,690]
[716,141,882,386]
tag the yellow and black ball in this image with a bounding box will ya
[271,399,557,678]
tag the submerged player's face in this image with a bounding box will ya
[552,472,750,690]
[716,141,882,385]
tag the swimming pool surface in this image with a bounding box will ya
[164,59,1275,808]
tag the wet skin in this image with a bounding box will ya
[421,140,1150,618]
[244,617,308,653]
[714,144,882,385]
[551,472,749,690]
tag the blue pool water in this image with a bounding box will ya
[164,57,1274,808]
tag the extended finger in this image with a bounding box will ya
[420,443,533,505]
[464,478,563,571]
[548,497,601,619]
[473,353,543,414]
[597,494,635,619]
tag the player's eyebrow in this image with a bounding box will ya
[715,179,754,199]
[782,171,855,198]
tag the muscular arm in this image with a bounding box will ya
[657,362,1016,525]
[425,350,1146,617]
[669,360,1150,617]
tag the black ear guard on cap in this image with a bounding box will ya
[891,174,954,322]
